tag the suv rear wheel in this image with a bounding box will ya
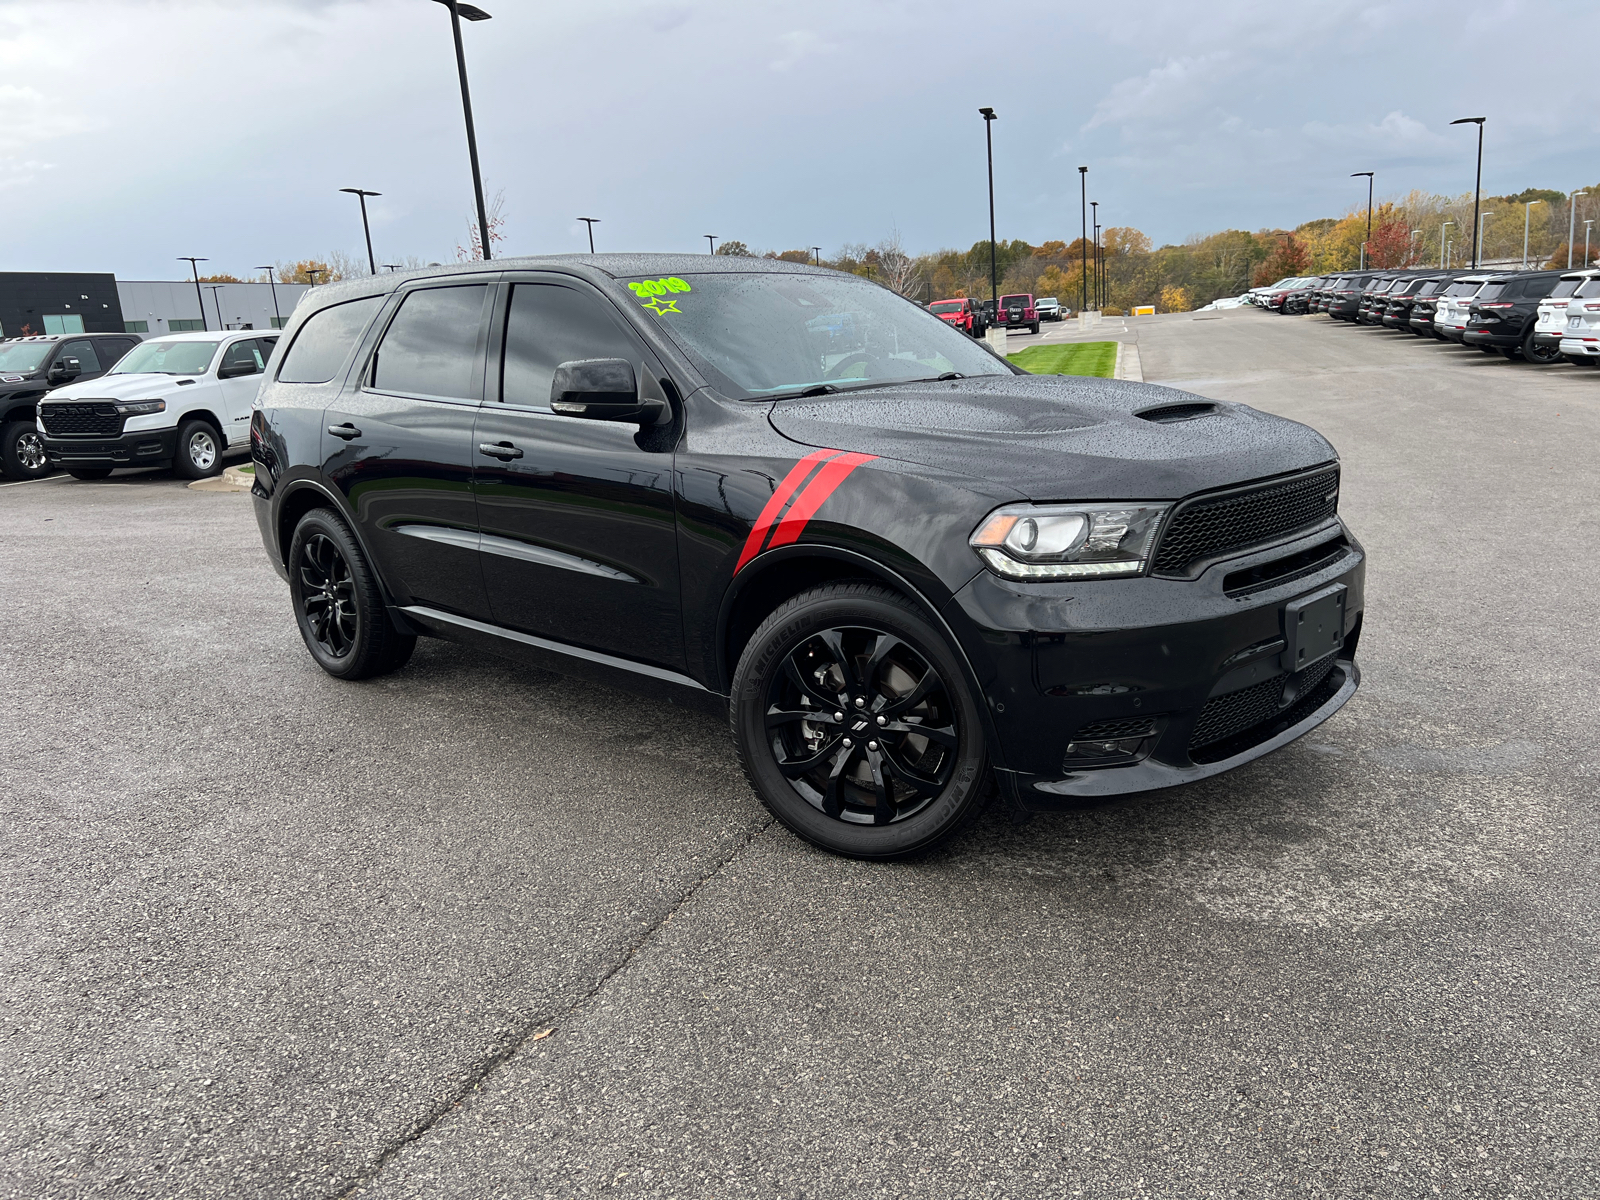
[1522,327,1562,365]
[1,419,50,480]
[173,419,224,480]
[731,582,989,859]
[288,508,416,680]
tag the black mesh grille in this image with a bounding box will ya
[1074,716,1157,741]
[1153,466,1340,577]
[40,402,123,437]
[1188,654,1337,752]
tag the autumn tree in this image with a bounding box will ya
[197,273,243,283]
[714,240,754,257]
[274,260,343,284]
[1251,233,1309,286]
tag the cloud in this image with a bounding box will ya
[1302,110,1450,153]
[0,83,94,154]
[0,157,55,192]
[1083,54,1234,134]
[769,29,834,72]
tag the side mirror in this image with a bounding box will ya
[550,358,663,424]
[218,360,257,379]
[49,356,81,381]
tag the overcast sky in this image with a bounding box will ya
[2,0,1595,279]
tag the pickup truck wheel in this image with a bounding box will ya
[1,420,50,480]
[172,419,224,479]
[731,582,990,860]
[288,508,416,680]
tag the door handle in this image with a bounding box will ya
[478,441,524,460]
[327,423,361,440]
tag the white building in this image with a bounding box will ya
[116,279,313,336]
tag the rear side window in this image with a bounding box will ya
[370,285,490,401]
[1576,279,1600,299]
[1550,278,1582,299]
[1520,277,1557,300]
[277,295,384,384]
[1476,283,1508,301]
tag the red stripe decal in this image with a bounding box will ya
[734,449,839,573]
[766,452,878,550]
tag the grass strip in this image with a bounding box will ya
[1007,341,1118,379]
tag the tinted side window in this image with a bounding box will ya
[58,340,102,373]
[1521,277,1556,300]
[278,295,385,384]
[501,284,643,410]
[221,340,262,375]
[371,285,489,401]
[252,337,279,367]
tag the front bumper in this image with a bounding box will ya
[43,428,178,469]
[945,524,1365,812]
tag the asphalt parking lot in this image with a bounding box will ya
[3,310,1597,1199]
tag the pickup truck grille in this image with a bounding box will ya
[1152,465,1341,577]
[40,402,123,437]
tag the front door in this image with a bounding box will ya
[322,282,493,618]
[217,338,268,446]
[471,277,682,669]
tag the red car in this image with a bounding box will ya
[998,293,1040,333]
[929,297,986,336]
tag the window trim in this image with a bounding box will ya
[358,279,496,407]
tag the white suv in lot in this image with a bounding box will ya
[1434,275,1490,343]
[1557,273,1600,366]
[38,330,277,480]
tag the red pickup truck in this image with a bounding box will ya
[929,297,987,337]
[998,293,1040,333]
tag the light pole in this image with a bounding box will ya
[1450,117,1486,268]
[577,217,600,253]
[979,107,998,317]
[705,235,716,254]
[1351,172,1374,269]
[1409,229,1422,265]
[1478,211,1494,264]
[431,0,493,261]
[255,266,282,328]
[382,264,404,273]
[204,284,226,330]
[1078,165,1088,317]
[1586,219,1594,266]
[306,268,324,286]
[1522,200,1545,269]
[1090,201,1099,311]
[812,246,822,266]
[1439,221,1453,269]
[177,257,209,331]
[339,188,382,274]
[1568,189,1589,268]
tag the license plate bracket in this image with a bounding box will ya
[1282,584,1347,672]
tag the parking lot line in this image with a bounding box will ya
[0,473,70,488]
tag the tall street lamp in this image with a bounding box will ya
[705,235,717,254]
[979,107,998,316]
[1450,117,1486,268]
[576,217,600,253]
[812,246,822,266]
[177,257,209,331]
[255,266,282,328]
[1585,219,1594,267]
[431,0,493,261]
[1351,172,1374,268]
[383,264,404,272]
[1409,229,1422,265]
[1439,221,1453,269]
[204,284,226,330]
[1078,165,1088,317]
[1522,200,1545,269]
[339,188,382,274]
[1568,189,1589,268]
[307,268,324,286]
[1090,201,1099,311]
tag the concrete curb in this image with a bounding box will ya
[187,466,254,493]
[1114,342,1144,383]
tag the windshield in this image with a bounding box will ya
[929,301,964,314]
[110,339,221,376]
[0,341,55,373]
[620,272,1009,398]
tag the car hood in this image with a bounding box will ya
[45,373,207,401]
[766,375,1337,501]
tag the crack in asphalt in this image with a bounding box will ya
[330,815,775,1200]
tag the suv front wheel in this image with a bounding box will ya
[287,508,416,680]
[731,582,990,859]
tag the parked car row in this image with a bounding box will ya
[927,294,1065,338]
[0,329,276,481]
[1251,268,1600,367]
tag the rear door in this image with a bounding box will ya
[322,281,494,618]
[470,275,682,668]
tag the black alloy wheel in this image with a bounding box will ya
[1522,327,1563,365]
[1,420,51,480]
[732,582,989,859]
[287,508,416,680]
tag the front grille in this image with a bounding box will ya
[1189,654,1338,753]
[1074,716,1157,741]
[1152,465,1340,577]
[40,402,123,437]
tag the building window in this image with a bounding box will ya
[271,316,289,329]
[168,319,205,332]
[125,320,149,334]
[43,314,87,334]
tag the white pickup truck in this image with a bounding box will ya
[38,330,277,480]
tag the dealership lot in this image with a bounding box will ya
[3,310,1596,1198]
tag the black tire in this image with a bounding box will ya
[172,418,224,480]
[1030,321,1041,334]
[731,582,989,859]
[68,468,113,480]
[1,419,51,480]
[1522,328,1562,365]
[1563,354,1594,367]
[287,508,416,680]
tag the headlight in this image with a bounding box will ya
[970,503,1169,580]
[114,400,166,415]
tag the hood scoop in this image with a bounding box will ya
[1136,402,1216,424]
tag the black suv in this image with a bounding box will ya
[1325,275,1376,321]
[251,256,1365,858]
[1382,273,1455,333]
[1462,270,1564,362]
[0,332,141,478]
